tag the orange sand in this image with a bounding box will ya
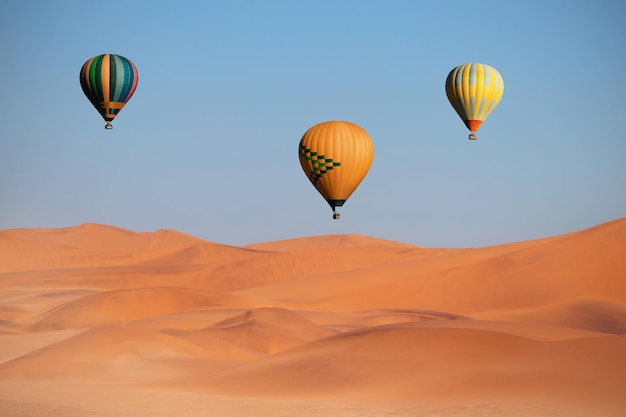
[1,219,625,416]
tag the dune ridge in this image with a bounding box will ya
[1,218,625,416]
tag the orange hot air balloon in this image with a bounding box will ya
[298,121,374,219]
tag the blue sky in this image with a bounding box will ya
[1,0,625,247]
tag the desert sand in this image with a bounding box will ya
[1,218,625,416]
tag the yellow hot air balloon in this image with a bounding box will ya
[445,63,504,140]
[298,121,374,219]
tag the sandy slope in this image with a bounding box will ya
[1,218,625,416]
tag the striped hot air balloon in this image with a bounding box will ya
[298,121,374,219]
[445,63,503,140]
[80,54,138,129]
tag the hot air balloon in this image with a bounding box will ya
[298,121,374,219]
[80,54,138,129]
[445,63,503,140]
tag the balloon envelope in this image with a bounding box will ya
[445,63,503,139]
[298,121,374,214]
[80,54,138,129]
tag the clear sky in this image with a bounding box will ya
[1,0,625,247]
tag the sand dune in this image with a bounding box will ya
[476,297,626,335]
[30,287,251,331]
[0,223,256,272]
[1,218,625,416]
[189,322,626,402]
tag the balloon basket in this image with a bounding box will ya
[105,123,113,130]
